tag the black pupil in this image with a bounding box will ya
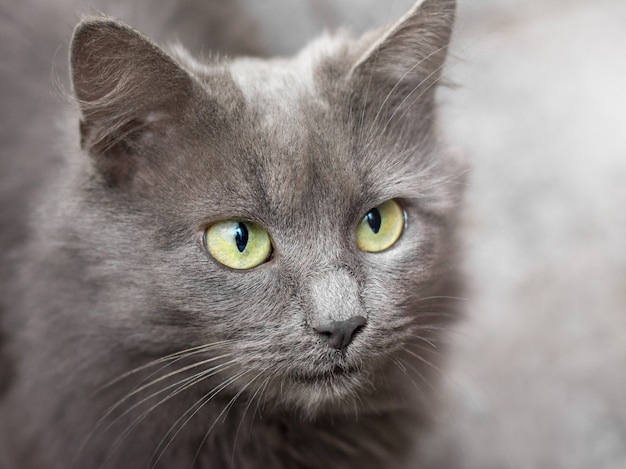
[234,222,249,252]
[366,208,382,234]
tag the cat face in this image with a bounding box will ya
[69,0,462,416]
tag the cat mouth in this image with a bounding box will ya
[289,365,357,385]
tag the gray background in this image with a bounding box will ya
[426,1,626,468]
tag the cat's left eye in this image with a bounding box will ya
[204,220,272,270]
[356,199,405,253]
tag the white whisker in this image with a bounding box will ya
[402,346,445,379]
[97,341,232,393]
[99,354,234,428]
[150,368,253,469]
[231,371,274,461]
[95,359,239,469]
[396,354,435,394]
[392,357,428,405]
[189,369,263,469]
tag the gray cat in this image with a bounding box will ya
[0,0,464,467]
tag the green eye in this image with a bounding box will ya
[356,199,405,252]
[204,220,272,269]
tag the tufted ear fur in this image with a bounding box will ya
[70,18,196,185]
[349,0,456,126]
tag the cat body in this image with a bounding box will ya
[0,1,463,467]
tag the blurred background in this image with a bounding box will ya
[2,0,625,467]
[423,1,626,468]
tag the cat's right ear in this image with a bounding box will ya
[70,18,196,186]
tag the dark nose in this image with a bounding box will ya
[314,316,367,350]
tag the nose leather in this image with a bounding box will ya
[314,315,367,350]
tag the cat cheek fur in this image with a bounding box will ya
[1,0,463,467]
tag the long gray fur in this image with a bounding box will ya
[0,0,463,467]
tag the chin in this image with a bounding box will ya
[262,367,374,419]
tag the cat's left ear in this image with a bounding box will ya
[349,0,456,118]
[70,17,197,185]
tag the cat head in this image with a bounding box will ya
[68,0,462,417]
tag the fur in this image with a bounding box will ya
[0,1,464,467]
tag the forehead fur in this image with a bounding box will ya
[172,33,443,223]
[229,37,338,120]
[166,37,367,230]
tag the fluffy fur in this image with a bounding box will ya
[0,0,464,467]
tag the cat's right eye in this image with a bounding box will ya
[204,220,272,270]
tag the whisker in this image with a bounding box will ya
[94,359,238,469]
[111,359,238,431]
[415,295,468,303]
[410,334,438,350]
[409,322,468,343]
[396,354,436,393]
[402,346,445,379]
[128,345,232,395]
[189,369,263,469]
[392,357,429,404]
[411,311,460,322]
[75,354,232,465]
[97,341,232,392]
[150,368,253,469]
[393,357,407,373]
[252,370,274,423]
[231,371,273,461]
[99,354,234,427]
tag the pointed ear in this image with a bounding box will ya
[349,0,456,121]
[70,18,196,185]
